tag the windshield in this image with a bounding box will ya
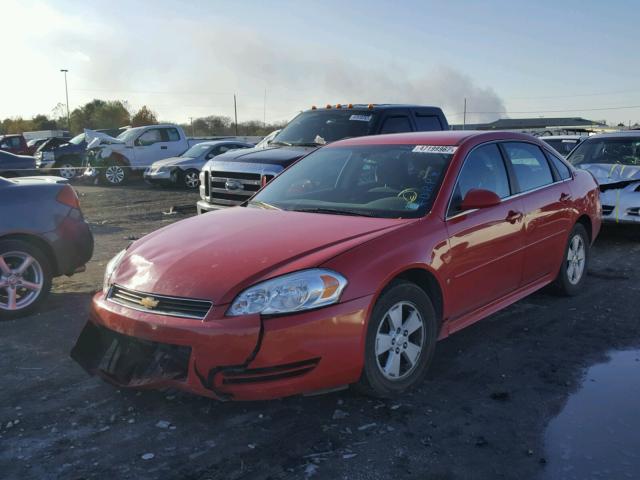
[117,127,142,143]
[273,110,378,146]
[181,143,213,158]
[543,138,581,157]
[569,137,640,166]
[250,145,452,218]
[69,133,85,145]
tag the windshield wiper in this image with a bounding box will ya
[290,142,323,147]
[291,207,377,217]
[269,140,293,147]
[248,200,281,210]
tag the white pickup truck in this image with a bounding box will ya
[83,124,206,185]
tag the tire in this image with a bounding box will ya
[182,169,200,189]
[552,223,589,296]
[54,159,79,179]
[356,280,438,398]
[101,161,128,186]
[0,239,52,320]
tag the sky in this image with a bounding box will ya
[1,0,639,126]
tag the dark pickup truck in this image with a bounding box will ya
[197,104,449,213]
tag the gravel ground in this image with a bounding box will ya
[1,181,639,480]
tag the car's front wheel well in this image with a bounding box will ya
[392,268,443,325]
[0,234,58,276]
[576,214,592,243]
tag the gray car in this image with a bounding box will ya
[0,176,93,319]
[567,132,640,224]
[144,140,253,189]
[0,150,36,177]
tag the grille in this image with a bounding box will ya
[208,171,262,206]
[628,207,640,217]
[602,205,614,216]
[108,285,212,320]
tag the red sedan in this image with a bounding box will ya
[71,131,601,400]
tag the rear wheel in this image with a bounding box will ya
[182,169,200,189]
[357,280,438,397]
[552,223,589,296]
[0,240,52,320]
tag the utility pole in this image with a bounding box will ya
[234,94,238,136]
[189,117,194,137]
[263,88,267,128]
[60,69,71,132]
[462,97,467,130]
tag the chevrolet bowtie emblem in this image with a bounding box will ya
[140,296,159,309]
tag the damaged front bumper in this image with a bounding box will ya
[71,291,372,401]
[600,183,640,224]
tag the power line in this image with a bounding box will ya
[448,104,640,117]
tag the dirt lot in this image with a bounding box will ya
[1,181,639,480]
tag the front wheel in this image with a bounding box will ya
[101,162,127,186]
[54,161,78,179]
[182,169,200,189]
[552,223,590,296]
[357,280,438,398]
[0,240,52,320]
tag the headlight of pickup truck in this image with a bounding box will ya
[227,269,347,316]
[103,249,127,293]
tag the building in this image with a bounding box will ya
[451,117,610,136]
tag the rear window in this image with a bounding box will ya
[415,115,442,131]
[542,138,581,156]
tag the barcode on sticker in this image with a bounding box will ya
[349,115,372,122]
[412,145,457,154]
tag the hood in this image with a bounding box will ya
[85,128,125,149]
[112,207,409,304]
[578,163,640,186]
[151,156,200,168]
[209,145,316,168]
[7,176,68,185]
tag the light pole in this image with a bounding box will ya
[60,69,70,132]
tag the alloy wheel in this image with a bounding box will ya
[566,234,586,285]
[0,251,44,311]
[105,165,125,184]
[184,171,200,189]
[58,164,76,179]
[375,301,425,380]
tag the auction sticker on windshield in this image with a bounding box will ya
[412,145,458,154]
[349,115,372,122]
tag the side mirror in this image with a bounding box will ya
[460,189,501,210]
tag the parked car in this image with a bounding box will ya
[540,135,586,157]
[567,131,640,223]
[35,129,122,179]
[144,140,253,189]
[197,104,449,213]
[84,124,206,186]
[0,176,93,319]
[26,137,50,155]
[71,130,600,401]
[0,150,36,177]
[0,134,29,155]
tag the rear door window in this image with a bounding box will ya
[380,116,412,134]
[164,128,181,142]
[414,115,442,131]
[137,129,163,146]
[503,142,554,192]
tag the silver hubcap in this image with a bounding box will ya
[0,252,44,311]
[185,172,199,188]
[105,166,125,184]
[566,234,586,285]
[375,301,425,380]
[59,164,76,179]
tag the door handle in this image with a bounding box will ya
[160,146,167,150]
[560,192,572,202]
[506,210,523,224]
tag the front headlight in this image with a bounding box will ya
[227,269,347,316]
[103,249,127,293]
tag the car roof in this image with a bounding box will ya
[192,140,252,147]
[303,104,442,113]
[539,135,585,140]
[332,130,542,147]
[582,131,640,140]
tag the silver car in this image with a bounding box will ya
[144,140,253,189]
[540,135,586,157]
[568,132,640,224]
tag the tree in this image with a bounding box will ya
[131,106,158,127]
[69,99,131,133]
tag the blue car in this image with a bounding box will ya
[0,150,36,178]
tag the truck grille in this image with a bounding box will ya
[108,285,212,320]
[207,171,266,207]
